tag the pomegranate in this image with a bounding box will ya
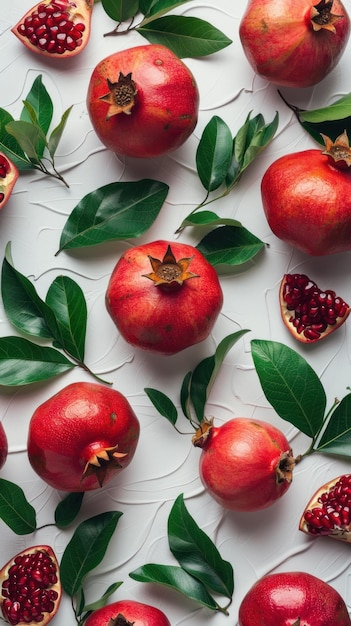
[299,474,351,543]
[105,241,223,355]
[193,417,295,512]
[0,545,62,626]
[83,600,171,626]
[280,273,350,343]
[12,0,93,58]
[0,422,8,470]
[0,153,19,209]
[261,132,351,255]
[27,381,140,492]
[86,44,199,158]
[239,0,350,88]
[238,571,351,625]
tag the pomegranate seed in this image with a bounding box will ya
[302,475,351,536]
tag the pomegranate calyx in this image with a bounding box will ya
[192,418,214,448]
[82,444,128,487]
[310,0,343,33]
[108,613,134,626]
[276,451,296,484]
[143,244,199,291]
[100,73,138,119]
[321,130,351,169]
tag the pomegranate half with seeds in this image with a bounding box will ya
[12,0,93,58]
[0,153,18,209]
[0,545,62,625]
[280,273,350,343]
[300,474,351,543]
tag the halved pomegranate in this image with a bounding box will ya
[279,273,350,343]
[0,153,18,209]
[299,474,351,543]
[0,546,62,625]
[11,0,93,58]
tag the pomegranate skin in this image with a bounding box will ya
[239,0,350,88]
[238,571,351,625]
[86,44,199,158]
[105,240,223,355]
[195,417,294,512]
[0,423,8,470]
[84,600,171,626]
[0,153,18,209]
[261,149,351,255]
[27,382,140,492]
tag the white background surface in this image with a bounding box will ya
[1,1,351,624]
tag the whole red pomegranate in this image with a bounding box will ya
[261,132,351,255]
[84,600,171,626]
[0,545,62,625]
[0,153,18,209]
[238,571,351,625]
[12,0,93,58]
[193,417,295,512]
[239,0,350,87]
[0,422,8,470]
[27,381,140,492]
[105,241,223,355]
[300,474,351,543]
[86,44,199,158]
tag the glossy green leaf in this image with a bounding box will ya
[168,494,234,597]
[300,93,351,123]
[58,180,168,251]
[20,75,53,158]
[196,225,265,267]
[144,387,178,425]
[196,116,233,192]
[179,210,242,229]
[251,339,326,438]
[0,336,75,386]
[48,105,73,158]
[232,111,279,177]
[180,370,192,421]
[130,564,218,610]
[46,276,87,361]
[137,16,232,58]
[60,511,123,597]
[189,331,250,423]
[0,478,37,535]
[140,0,191,18]
[315,393,351,457]
[1,243,58,339]
[54,492,85,528]
[5,120,45,164]
[101,0,139,20]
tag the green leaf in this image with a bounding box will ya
[144,387,178,426]
[5,120,45,164]
[20,75,53,158]
[168,494,234,597]
[101,0,139,21]
[0,479,37,535]
[48,105,73,158]
[251,339,327,438]
[60,511,123,597]
[46,276,87,361]
[180,370,192,421]
[196,116,233,192]
[1,243,58,339]
[0,109,33,170]
[233,111,279,175]
[189,331,250,423]
[58,180,168,251]
[137,16,232,58]
[140,0,191,19]
[129,564,218,610]
[0,336,75,386]
[315,393,351,457]
[196,225,265,267]
[54,492,85,528]
[179,210,242,229]
[82,582,123,612]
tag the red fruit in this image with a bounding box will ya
[86,44,199,158]
[193,417,295,512]
[0,153,18,209]
[27,381,140,492]
[239,0,350,88]
[0,545,62,626]
[105,241,223,355]
[299,474,351,543]
[261,132,351,255]
[83,600,171,626]
[238,571,351,625]
[12,0,93,58]
[0,422,8,470]
[280,273,350,343]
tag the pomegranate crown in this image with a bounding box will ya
[310,0,343,33]
[321,130,351,169]
[100,72,138,119]
[143,244,199,291]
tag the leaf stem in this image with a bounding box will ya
[61,349,113,386]
[104,16,136,36]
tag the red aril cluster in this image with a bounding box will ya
[300,474,351,542]
[0,153,18,209]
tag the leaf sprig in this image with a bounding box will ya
[0,75,72,187]
[0,242,111,386]
[130,494,234,614]
[101,0,232,58]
